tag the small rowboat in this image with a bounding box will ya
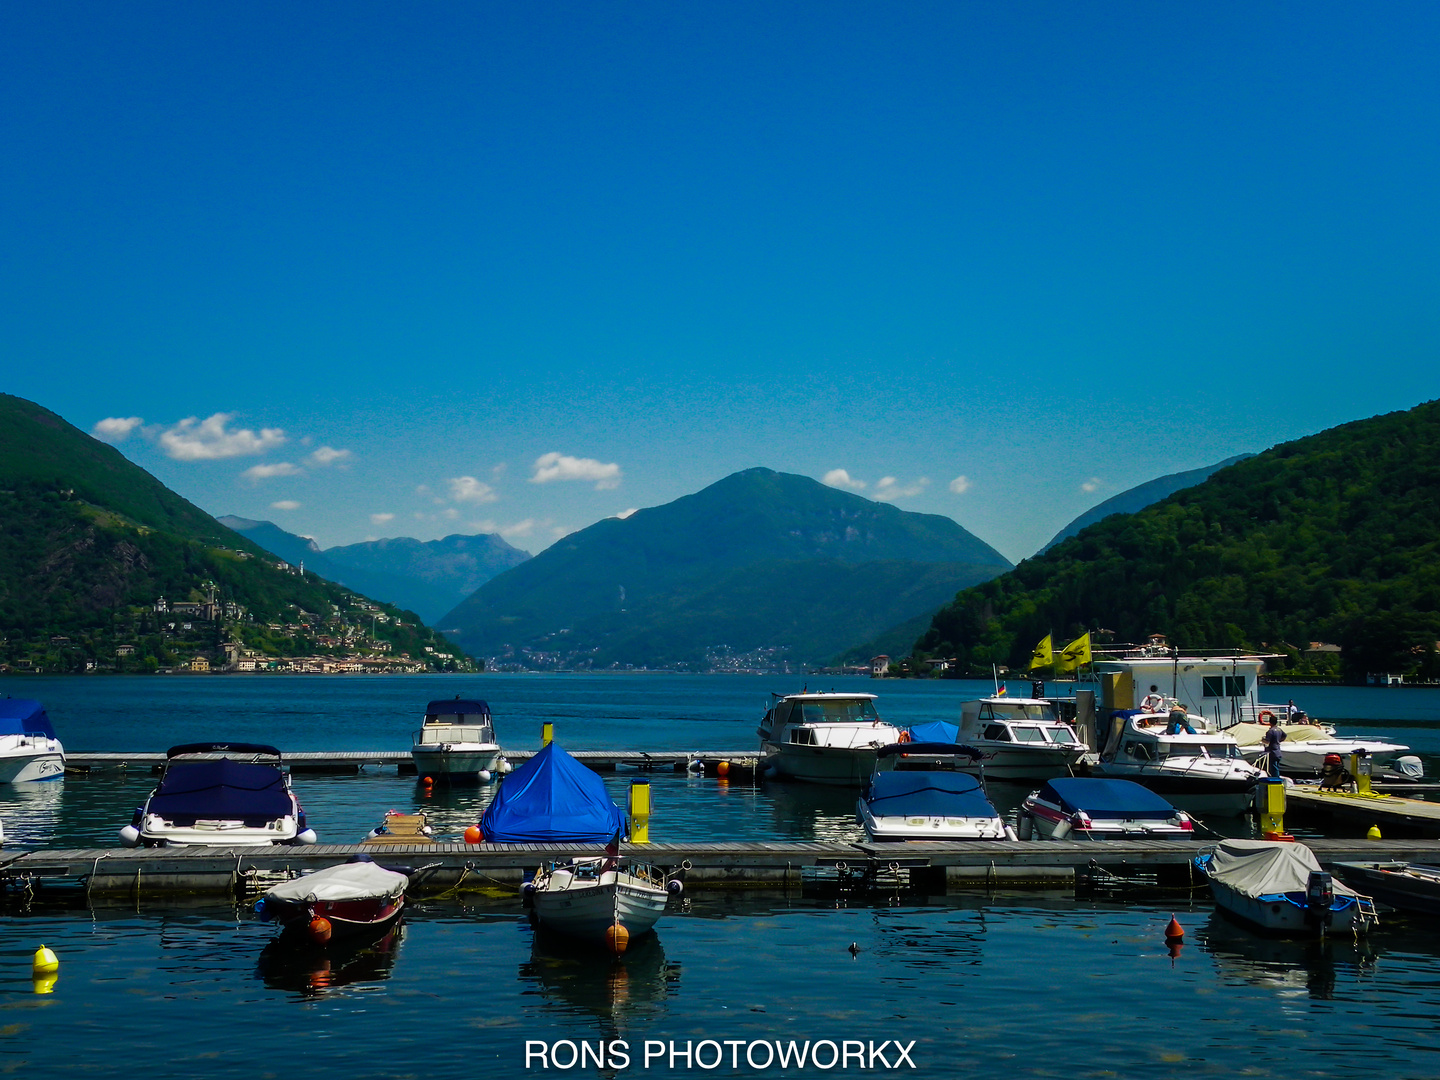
[527,857,676,954]
[257,855,408,945]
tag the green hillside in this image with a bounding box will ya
[443,467,1012,669]
[916,400,1440,681]
[0,394,470,673]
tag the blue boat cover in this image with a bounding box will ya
[427,699,490,715]
[1037,778,1176,820]
[148,759,294,821]
[907,720,959,743]
[480,742,625,843]
[0,700,57,739]
[864,771,999,819]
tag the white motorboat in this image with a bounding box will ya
[0,699,65,783]
[857,743,1013,841]
[1195,839,1378,936]
[758,692,901,786]
[1018,777,1193,840]
[411,697,508,781]
[1223,721,1413,776]
[955,696,1089,781]
[1090,710,1264,815]
[119,743,318,847]
[527,857,676,953]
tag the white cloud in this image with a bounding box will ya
[1081,477,1102,493]
[823,469,867,492]
[370,512,395,526]
[415,484,431,496]
[270,500,302,511]
[307,446,352,467]
[158,413,286,460]
[442,507,459,520]
[93,416,144,442]
[530,452,622,490]
[448,476,499,504]
[241,462,302,483]
[873,476,930,502]
[614,508,639,519]
[470,517,545,541]
[949,476,972,495]
[551,525,571,540]
[498,518,536,539]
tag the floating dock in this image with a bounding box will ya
[64,750,758,776]
[6,837,1440,899]
[1287,786,1440,837]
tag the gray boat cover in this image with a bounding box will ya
[1207,839,1358,899]
[266,860,407,903]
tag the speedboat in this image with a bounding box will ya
[255,855,408,944]
[479,742,677,952]
[1018,777,1193,840]
[411,697,509,781]
[1223,721,1414,777]
[1090,710,1263,815]
[1332,861,1440,916]
[1195,839,1379,936]
[857,744,1013,841]
[119,743,318,847]
[758,692,901,786]
[955,696,1089,781]
[0,699,65,782]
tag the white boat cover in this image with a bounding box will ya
[1225,722,1328,747]
[1207,839,1358,899]
[266,860,407,903]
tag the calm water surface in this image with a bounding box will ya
[0,674,1437,1078]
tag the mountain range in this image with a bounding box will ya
[440,467,1014,669]
[916,399,1440,680]
[218,517,530,625]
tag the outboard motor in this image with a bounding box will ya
[1305,870,1335,931]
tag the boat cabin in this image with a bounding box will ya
[1093,654,1268,729]
[417,698,495,746]
[960,697,1082,747]
[761,693,882,743]
[1115,727,1247,764]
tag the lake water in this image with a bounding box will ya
[0,673,1438,1078]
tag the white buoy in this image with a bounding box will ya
[478,769,492,783]
[666,878,684,895]
[119,825,141,847]
[297,829,318,845]
[498,757,514,775]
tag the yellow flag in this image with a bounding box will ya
[1054,632,1092,674]
[1028,634,1053,671]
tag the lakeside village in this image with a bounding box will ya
[1,568,475,677]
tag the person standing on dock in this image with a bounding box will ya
[1262,716,1286,777]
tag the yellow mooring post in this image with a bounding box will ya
[1352,751,1374,795]
[542,722,553,747]
[1257,777,1289,839]
[629,779,651,844]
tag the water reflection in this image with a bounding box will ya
[759,780,864,842]
[1201,911,1378,999]
[519,928,680,1037]
[256,922,405,996]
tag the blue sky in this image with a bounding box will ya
[4,2,1437,562]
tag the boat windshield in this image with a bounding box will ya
[1161,741,1242,760]
[978,701,1057,722]
[796,699,880,724]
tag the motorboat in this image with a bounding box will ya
[1089,711,1263,815]
[479,741,677,951]
[1018,777,1193,840]
[1222,721,1414,777]
[758,692,901,786]
[954,696,1089,781]
[857,744,1014,841]
[1332,861,1440,916]
[255,855,408,943]
[1195,839,1379,936]
[0,699,65,783]
[119,743,318,847]
[411,697,509,781]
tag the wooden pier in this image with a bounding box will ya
[1287,786,1440,837]
[64,750,759,776]
[6,836,1440,900]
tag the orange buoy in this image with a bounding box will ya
[421,775,434,786]
[308,916,333,944]
[464,825,482,844]
[1164,915,1184,940]
[717,761,730,777]
[605,922,631,956]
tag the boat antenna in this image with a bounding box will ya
[992,665,1000,694]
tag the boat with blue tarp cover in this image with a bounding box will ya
[119,743,318,847]
[1018,776,1193,840]
[484,742,674,952]
[857,743,1014,841]
[0,698,65,783]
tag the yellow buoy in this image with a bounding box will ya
[605,922,631,956]
[32,946,58,976]
[1367,824,1383,840]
